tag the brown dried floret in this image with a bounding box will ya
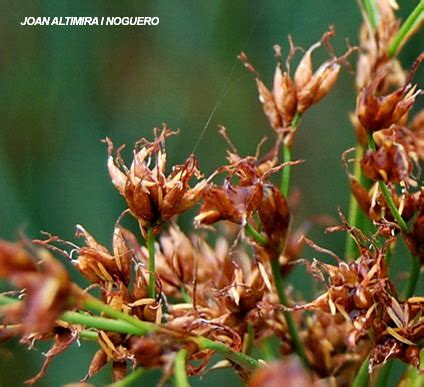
[72,225,134,285]
[0,241,73,335]
[360,141,412,183]
[240,27,356,141]
[106,125,206,236]
[356,54,423,132]
[26,328,78,385]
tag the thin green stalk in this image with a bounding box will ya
[245,224,311,367]
[245,223,268,246]
[281,146,292,197]
[362,0,379,30]
[368,134,409,233]
[368,134,421,298]
[147,227,156,298]
[244,324,254,354]
[83,297,158,334]
[1,295,260,373]
[388,1,424,57]
[353,356,369,387]
[345,144,365,261]
[280,111,301,197]
[180,287,192,304]
[261,338,277,361]
[270,259,311,368]
[174,349,190,387]
[191,336,260,371]
[109,368,145,387]
[79,329,99,341]
[0,296,148,335]
[62,311,146,335]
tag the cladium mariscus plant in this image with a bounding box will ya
[1,1,423,386]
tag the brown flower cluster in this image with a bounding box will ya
[239,27,356,145]
[0,2,423,386]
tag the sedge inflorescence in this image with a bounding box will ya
[0,1,423,386]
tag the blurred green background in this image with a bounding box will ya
[0,0,422,385]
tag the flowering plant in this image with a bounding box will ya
[1,1,423,386]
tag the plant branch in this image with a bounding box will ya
[0,295,148,335]
[367,134,420,297]
[83,296,158,335]
[367,134,409,234]
[245,223,268,246]
[174,349,190,387]
[190,336,260,371]
[388,1,424,57]
[243,324,254,355]
[147,227,156,298]
[362,0,379,30]
[281,112,302,197]
[270,259,311,368]
[345,143,367,261]
[0,295,260,373]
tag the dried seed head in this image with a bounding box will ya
[73,225,133,285]
[258,185,290,253]
[273,64,298,125]
[83,350,108,381]
[360,142,412,183]
[357,55,423,132]
[105,126,205,235]
[0,242,72,335]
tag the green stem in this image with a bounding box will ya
[270,259,310,368]
[362,0,379,30]
[0,295,260,373]
[280,112,301,197]
[147,227,156,298]
[403,255,421,298]
[245,223,268,246]
[79,329,99,341]
[191,336,260,371]
[83,297,158,335]
[63,311,146,335]
[281,146,292,198]
[291,111,302,128]
[174,349,190,387]
[0,297,148,335]
[368,134,420,298]
[109,368,145,387]
[345,144,365,261]
[261,338,277,361]
[367,134,409,233]
[388,1,424,57]
[244,324,254,355]
[246,221,311,367]
[353,356,369,387]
